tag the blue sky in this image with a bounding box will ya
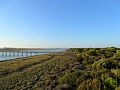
[0,0,120,48]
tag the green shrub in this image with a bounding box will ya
[67,48,84,53]
[92,59,106,70]
[77,79,101,90]
[58,73,77,86]
[105,77,117,90]
[105,51,113,57]
[102,60,117,69]
[107,47,117,53]
[111,69,120,77]
[86,49,97,56]
[114,50,120,57]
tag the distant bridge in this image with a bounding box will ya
[0,48,54,56]
[0,51,51,56]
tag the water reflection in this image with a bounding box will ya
[0,48,65,61]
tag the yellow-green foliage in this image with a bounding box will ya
[77,79,101,90]
[105,77,117,90]
[58,73,77,86]
[111,69,120,76]
[0,48,120,90]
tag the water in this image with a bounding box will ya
[0,48,65,61]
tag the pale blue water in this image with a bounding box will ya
[0,48,65,61]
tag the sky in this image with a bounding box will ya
[0,0,120,48]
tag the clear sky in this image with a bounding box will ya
[0,0,120,48]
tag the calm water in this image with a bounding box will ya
[0,48,65,61]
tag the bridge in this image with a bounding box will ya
[0,51,51,56]
[0,48,55,56]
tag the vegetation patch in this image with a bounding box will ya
[0,47,120,90]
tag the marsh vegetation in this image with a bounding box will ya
[0,47,120,90]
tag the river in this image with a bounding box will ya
[0,48,65,61]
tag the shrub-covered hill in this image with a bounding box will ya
[0,47,120,90]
